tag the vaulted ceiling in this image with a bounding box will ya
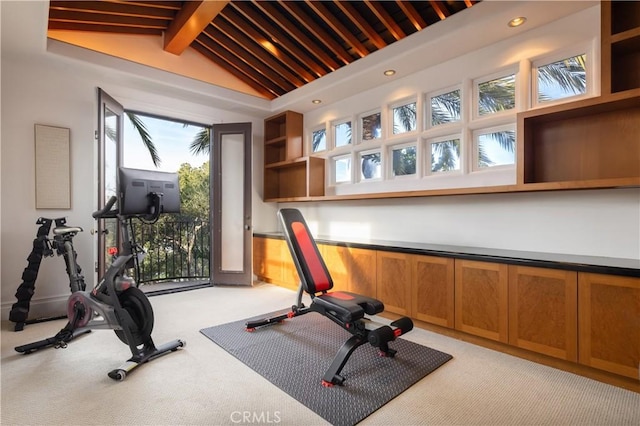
[48,1,478,100]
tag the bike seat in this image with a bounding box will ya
[53,226,83,235]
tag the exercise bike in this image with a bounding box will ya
[15,191,186,381]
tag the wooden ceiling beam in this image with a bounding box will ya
[303,0,369,59]
[278,1,353,64]
[228,2,329,78]
[333,1,387,50]
[363,1,406,41]
[220,7,315,84]
[210,18,306,88]
[48,21,161,35]
[193,38,282,98]
[48,9,168,29]
[164,1,229,55]
[252,0,341,72]
[396,1,427,32]
[429,1,451,20]
[49,1,179,19]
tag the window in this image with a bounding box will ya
[535,53,587,104]
[473,127,516,170]
[428,137,461,174]
[361,111,381,141]
[392,101,417,135]
[477,73,516,116]
[390,144,417,177]
[334,120,352,148]
[312,128,326,153]
[359,150,382,181]
[429,88,461,127]
[333,155,352,183]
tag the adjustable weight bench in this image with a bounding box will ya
[246,208,413,387]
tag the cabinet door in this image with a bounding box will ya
[320,244,349,292]
[412,255,454,328]
[455,259,509,343]
[349,248,377,298]
[376,251,412,316]
[252,237,283,284]
[509,266,577,361]
[280,240,300,291]
[578,273,640,379]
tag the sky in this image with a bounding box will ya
[123,114,208,173]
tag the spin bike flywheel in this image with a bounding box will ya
[114,287,154,346]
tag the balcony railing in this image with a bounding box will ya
[130,220,210,285]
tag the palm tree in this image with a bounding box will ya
[393,102,416,134]
[105,112,160,166]
[312,129,326,152]
[537,54,586,101]
[126,112,160,166]
[431,140,460,172]
[189,127,211,156]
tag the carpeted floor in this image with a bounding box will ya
[201,311,452,426]
[2,283,639,425]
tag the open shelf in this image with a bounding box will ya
[264,157,325,201]
[602,1,640,94]
[518,90,640,187]
[263,111,325,201]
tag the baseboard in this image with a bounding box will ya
[1,294,68,323]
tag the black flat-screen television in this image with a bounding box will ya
[118,167,181,217]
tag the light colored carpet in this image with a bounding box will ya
[2,283,639,426]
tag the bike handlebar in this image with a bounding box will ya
[92,196,118,219]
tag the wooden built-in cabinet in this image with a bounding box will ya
[253,237,377,297]
[319,245,377,297]
[252,236,298,290]
[254,235,640,385]
[601,1,640,95]
[454,260,509,343]
[508,266,578,362]
[411,255,455,328]
[252,237,284,285]
[263,111,325,201]
[578,273,640,379]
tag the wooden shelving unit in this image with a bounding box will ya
[517,89,640,189]
[601,1,640,94]
[515,2,640,192]
[263,110,325,202]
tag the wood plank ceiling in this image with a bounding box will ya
[48,1,478,99]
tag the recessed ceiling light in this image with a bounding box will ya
[508,16,526,28]
[383,69,396,76]
[311,99,321,104]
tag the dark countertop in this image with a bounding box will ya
[254,232,640,278]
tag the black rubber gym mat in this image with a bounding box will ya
[200,311,452,426]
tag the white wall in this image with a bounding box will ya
[2,1,638,322]
[0,1,275,319]
[282,188,640,259]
